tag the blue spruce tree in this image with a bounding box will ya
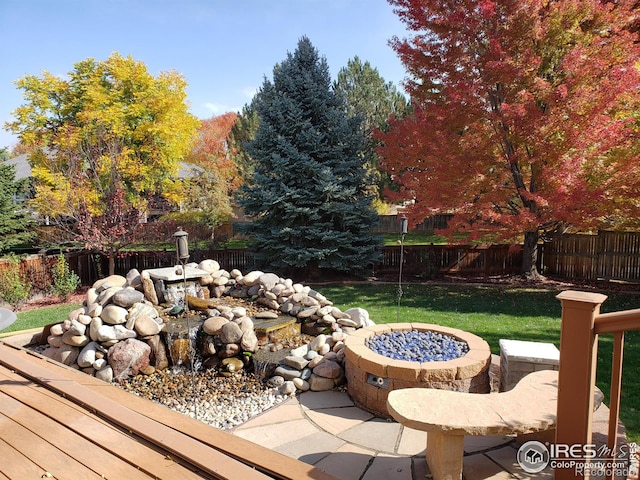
[238,37,382,277]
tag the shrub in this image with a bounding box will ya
[51,252,80,301]
[0,253,32,311]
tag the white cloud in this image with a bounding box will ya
[242,86,258,100]
[203,102,241,115]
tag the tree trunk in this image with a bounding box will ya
[522,231,541,279]
[108,255,115,276]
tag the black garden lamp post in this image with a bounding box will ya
[173,227,190,264]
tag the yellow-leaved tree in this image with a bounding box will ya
[6,53,200,275]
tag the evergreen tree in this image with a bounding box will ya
[229,102,260,185]
[334,56,411,203]
[238,37,382,277]
[0,155,35,254]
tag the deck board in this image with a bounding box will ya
[0,341,338,480]
[0,344,337,480]
[0,437,50,479]
[0,368,207,480]
[0,391,166,480]
[0,412,105,479]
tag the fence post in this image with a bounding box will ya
[555,290,608,479]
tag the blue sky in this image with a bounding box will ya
[0,0,410,150]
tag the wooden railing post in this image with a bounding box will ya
[555,290,608,479]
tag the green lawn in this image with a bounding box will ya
[2,303,81,334]
[317,282,640,443]
[4,282,638,442]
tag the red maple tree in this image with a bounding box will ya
[378,0,640,277]
[177,112,241,231]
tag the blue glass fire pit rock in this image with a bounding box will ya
[366,329,469,362]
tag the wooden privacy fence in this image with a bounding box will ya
[6,230,640,289]
[0,254,55,292]
[377,244,523,277]
[542,231,640,282]
[2,245,520,291]
[374,214,453,233]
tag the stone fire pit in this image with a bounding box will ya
[344,323,492,418]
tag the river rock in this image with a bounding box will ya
[291,344,310,357]
[128,302,157,322]
[108,338,151,381]
[169,338,191,364]
[274,365,302,380]
[279,381,297,395]
[293,377,310,391]
[203,316,228,335]
[199,259,220,273]
[96,324,136,342]
[201,336,217,356]
[144,335,169,370]
[89,317,102,341]
[247,285,261,296]
[77,313,93,325]
[77,341,99,368]
[241,270,264,287]
[93,275,127,292]
[220,322,243,344]
[257,297,279,310]
[222,357,244,372]
[97,286,123,306]
[95,366,113,382]
[313,360,342,379]
[47,334,63,348]
[67,307,87,322]
[308,373,335,391]
[298,307,318,319]
[343,308,370,328]
[308,355,325,369]
[86,287,99,306]
[240,329,258,352]
[101,304,128,325]
[284,355,309,370]
[50,323,64,336]
[318,314,336,325]
[254,311,279,319]
[310,334,327,352]
[221,343,240,358]
[93,358,107,370]
[54,344,79,366]
[134,314,162,336]
[213,285,227,298]
[68,318,86,336]
[125,269,142,289]
[62,330,90,347]
[258,273,280,291]
[141,270,158,304]
[112,288,145,308]
[235,316,254,332]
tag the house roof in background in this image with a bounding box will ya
[5,153,198,180]
[4,153,30,180]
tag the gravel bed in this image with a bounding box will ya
[118,367,288,430]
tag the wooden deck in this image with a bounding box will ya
[0,339,337,480]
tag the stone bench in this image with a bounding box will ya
[499,339,559,391]
[386,369,558,480]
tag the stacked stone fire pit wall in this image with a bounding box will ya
[344,323,492,418]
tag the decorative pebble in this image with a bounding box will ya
[366,330,469,362]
